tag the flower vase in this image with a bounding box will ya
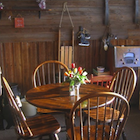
[69,83,81,98]
[69,86,75,96]
[75,83,81,100]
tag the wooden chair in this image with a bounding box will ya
[2,77,61,140]
[86,67,137,139]
[90,74,113,88]
[0,67,4,130]
[67,91,130,140]
[109,67,137,102]
[33,60,69,113]
[87,67,136,121]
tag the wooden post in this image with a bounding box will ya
[105,0,109,25]
[138,67,140,110]
[0,67,2,96]
[58,28,61,61]
[72,28,74,63]
[135,0,139,24]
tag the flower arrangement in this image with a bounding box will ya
[64,63,89,90]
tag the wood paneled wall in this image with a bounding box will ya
[0,40,99,94]
[1,39,140,95]
[0,41,58,94]
[0,0,140,95]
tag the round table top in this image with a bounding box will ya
[26,83,110,111]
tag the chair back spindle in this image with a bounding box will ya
[33,60,69,87]
[90,74,113,88]
[68,92,130,140]
[2,77,33,137]
[109,67,137,102]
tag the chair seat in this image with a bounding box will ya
[18,114,61,138]
[84,107,124,123]
[67,125,115,140]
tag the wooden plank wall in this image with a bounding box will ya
[0,0,140,95]
[0,0,139,42]
[0,40,100,95]
[1,39,140,95]
[0,41,58,94]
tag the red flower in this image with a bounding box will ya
[78,67,82,71]
[79,70,83,75]
[70,74,73,78]
[78,67,83,75]
[71,63,75,69]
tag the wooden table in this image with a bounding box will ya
[26,83,111,131]
[26,83,110,111]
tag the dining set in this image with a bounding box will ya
[0,60,137,140]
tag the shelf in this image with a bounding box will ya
[0,8,51,11]
[0,7,52,19]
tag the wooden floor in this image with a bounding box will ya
[0,104,140,140]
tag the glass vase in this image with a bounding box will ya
[69,86,75,96]
[75,83,81,100]
[69,83,81,99]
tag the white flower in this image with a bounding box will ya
[82,71,88,76]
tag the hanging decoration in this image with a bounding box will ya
[36,0,46,9]
[0,3,4,10]
[15,14,24,28]
[58,2,75,66]
[0,3,4,19]
[102,38,108,51]
[102,25,115,51]
[77,26,90,47]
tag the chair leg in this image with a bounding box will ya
[122,130,127,140]
[65,113,71,130]
[66,133,70,140]
[83,114,87,126]
[49,134,59,140]
[54,134,59,140]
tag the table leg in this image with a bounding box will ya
[65,112,71,131]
